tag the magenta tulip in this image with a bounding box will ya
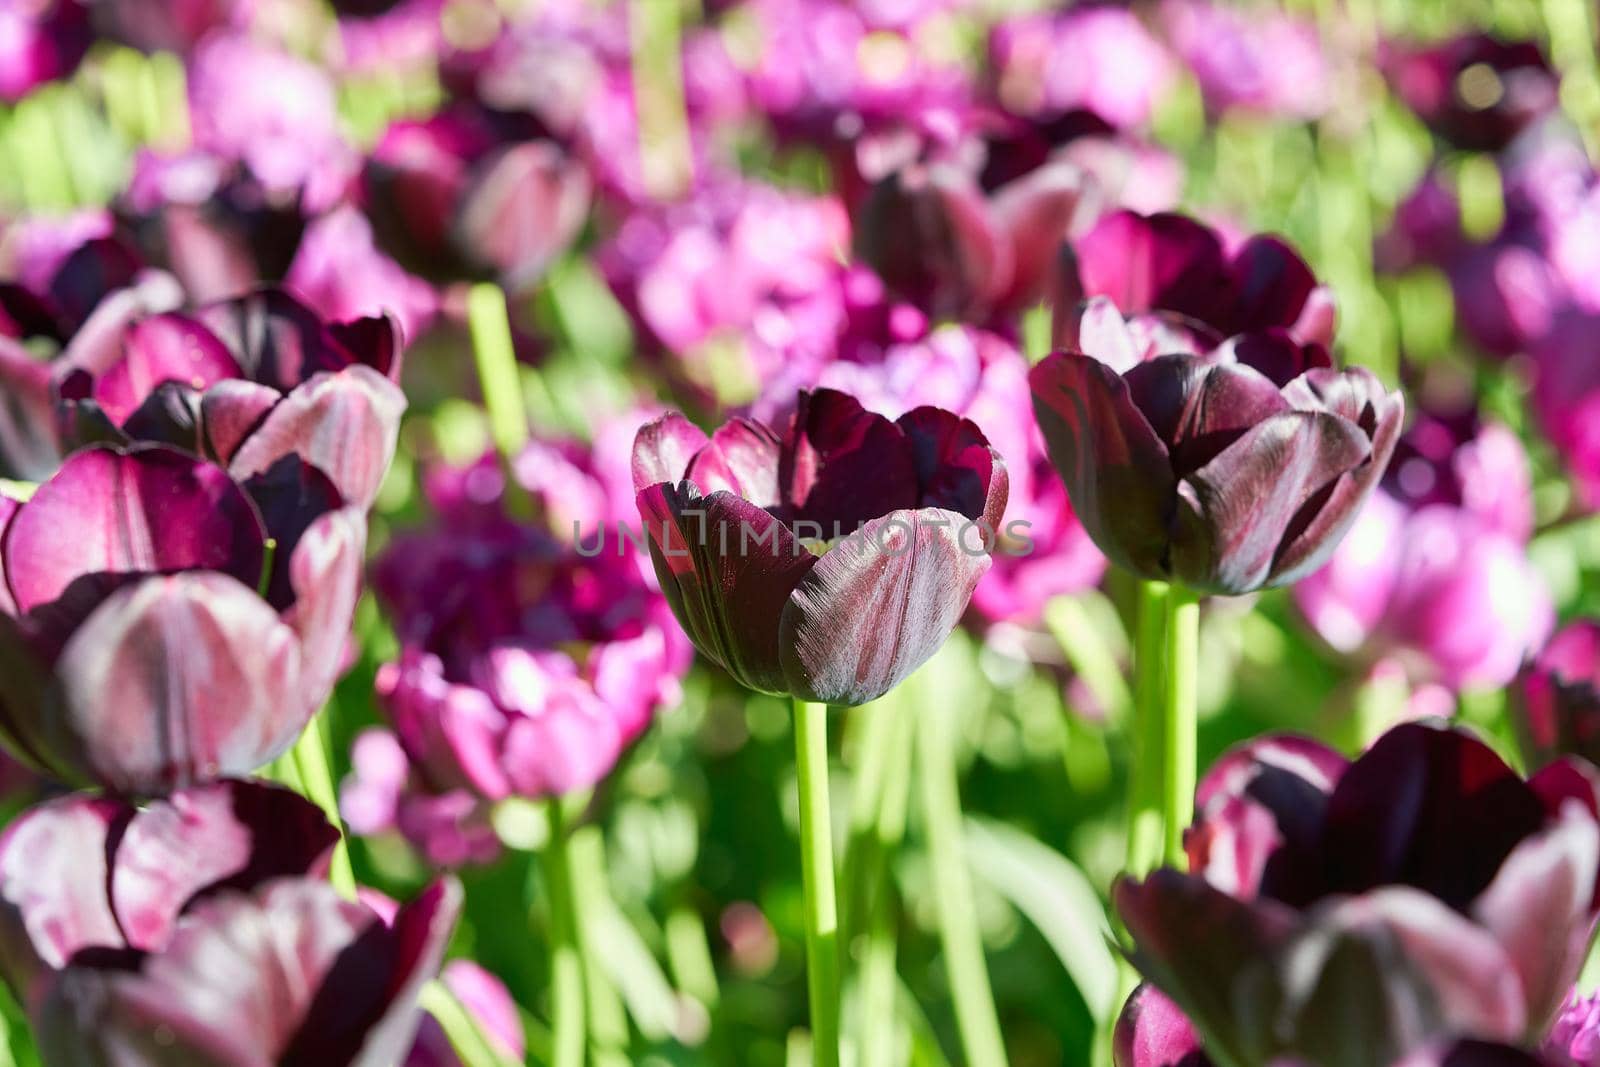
[1514,622,1600,772]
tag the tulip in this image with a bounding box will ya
[186,31,353,203]
[340,728,500,868]
[1118,722,1600,1064]
[1532,311,1600,510]
[0,781,460,1066]
[1383,34,1559,153]
[988,7,1174,130]
[1030,322,1402,596]
[286,205,439,342]
[363,107,591,291]
[370,471,688,808]
[0,445,367,792]
[633,387,1009,706]
[1513,622,1600,772]
[852,158,1093,323]
[1160,0,1329,120]
[52,286,406,509]
[0,0,90,103]
[790,325,1106,626]
[1054,211,1339,350]
[1545,988,1600,1065]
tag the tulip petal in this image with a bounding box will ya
[1271,371,1404,584]
[1125,357,1292,476]
[990,160,1090,314]
[684,418,783,506]
[1075,211,1232,326]
[0,795,127,1003]
[632,412,708,493]
[1030,352,1174,578]
[0,336,58,481]
[1228,236,1317,335]
[1116,871,1296,1066]
[327,313,403,381]
[121,381,205,453]
[0,494,17,617]
[782,389,919,532]
[226,366,406,509]
[199,377,282,463]
[53,572,304,792]
[1217,331,1332,391]
[3,446,267,614]
[1189,734,1348,904]
[194,288,357,393]
[896,406,1010,532]
[1320,724,1547,909]
[1289,888,1526,1055]
[94,313,240,426]
[281,506,367,718]
[242,456,346,610]
[779,507,991,706]
[455,141,591,290]
[110,781,338,953]
[1114,985,1210,1067]
[1069,296,1145,372]
[1471,805,1599,1033]
[1171,411,1369,594]
[637,482,816,695]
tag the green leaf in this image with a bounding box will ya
[963,817,1119,1025]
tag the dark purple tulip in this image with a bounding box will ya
[0,0,90,102]
[1384,35,1560,153]
[634,388,1008,705]
[53,286,406,509]
[363,108,591,290]
[853,163,1013,322]
[0,445,367,792]
[853,159,1093,322]
[1055,211,1338,349]
[0,781,460,1066]
[1119,723,1600,1064]
[1030,327,1403,594]
[1514,622,1600,772]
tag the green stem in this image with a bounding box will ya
[1161,586,1201,869]
[569,825,630,1065]
[917,695,1008,1067]
[630,0,694,200]
[793,699,841,1067]
[289,707,357,900]
[839,698,894,948]
[1127,582,1170,878]
[542,801,588,1067]
[856,701,914,1067]
[468,282,531,460]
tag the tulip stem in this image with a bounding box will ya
[1127,581,1170,877]
[467,282,531,460]
[857,699,914,1067]
[918,692,1009,1067]
[289,709,357,900]
[256,538,277,600]
[794,699,842,1067]
[543,800,588,1067]
[1162,585,1201,868]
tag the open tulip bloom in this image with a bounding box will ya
[1030,212,1403,877]
[0,779,460,1065]
[0,444,366,793]
[634,386,1008,1065]
[1117,723,1600,1066]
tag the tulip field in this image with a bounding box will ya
[8,0,1600,1065]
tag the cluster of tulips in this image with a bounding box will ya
[5,0,1600,1065]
